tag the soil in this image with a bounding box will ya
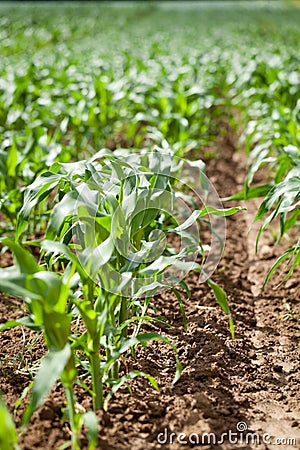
[0,131,299,450]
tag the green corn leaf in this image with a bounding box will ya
[96,215,112,233]
[133,281,168,299]
[41,240,87,281]
[42,311,72,350]
[139,255,178,275]
[41,239,76,267]
[175,190,199,210]
[25,272,64,311]
[46,190,79,238]
[89,148,114,162]
[255,177,300,221]
[79,236,114,277]
[172,288,187,331]
[169,210,200,232]
[229,318,235,339]
[130,208,160,237]
[283,144,299,159]
[0,274,41,300]
[178,279,191,298]
[263,249,294,289]
[198,206,246,218]
[283,244,300,282]
[140,255,200,277]
[0,317,41,332]
[119,315,171,334]
[275,158,292,185]
[73,299,97,337]
[0,397,18,450]
[280,208,299,236]
[207,278,234,338]
[14,384,32,417]
[222,184,273,201]
[263,240,300,289]
[246,149,275,189]
[255,208,277,252]
[22,345,71,428]
[7,137,18,179]
[82,411,98,450]
[0,238,40,274]
[169,206,244,234]
[110,159,125,180]
[207,278,230,315]
[41,240,78,263]
[18,170,61,221]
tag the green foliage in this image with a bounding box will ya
[0,150,237,448]
[0,398,19,450]
[230,52,300,285]
[1,2,299,448]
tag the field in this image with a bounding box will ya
[0,2,299,449]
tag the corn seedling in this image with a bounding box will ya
[0,149,240,448]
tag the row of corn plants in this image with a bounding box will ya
[2,0,257,238]
[0,13,238,448]
[1,4,300,449]
[0,148,240,449]
[0,42,231,232]
[225,51,300,285]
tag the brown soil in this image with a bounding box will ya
[0,134,299,450]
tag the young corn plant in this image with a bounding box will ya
[225,144,300,286]
[0,238,81,448]
[1,149,241,448]
[17,148,239,336]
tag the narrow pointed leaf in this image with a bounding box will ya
[22,345,71,428]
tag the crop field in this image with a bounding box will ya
[0,1,299,449]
